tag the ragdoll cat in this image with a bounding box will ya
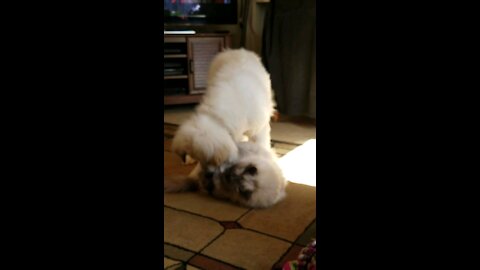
[164,141,287,208]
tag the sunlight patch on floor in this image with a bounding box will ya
[278,139,316,187]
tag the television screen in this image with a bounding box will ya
[164,0,238,25]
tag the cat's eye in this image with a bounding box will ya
[244,165,257,175]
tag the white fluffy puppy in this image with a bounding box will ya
[171,48,276,174]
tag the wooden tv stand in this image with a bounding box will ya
[164,32,231,105]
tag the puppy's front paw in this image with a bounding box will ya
[184,155,197,165]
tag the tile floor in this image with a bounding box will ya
[164,124,316,270]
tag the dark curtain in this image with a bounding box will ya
[239,0,251,47]
[262,0,316,118]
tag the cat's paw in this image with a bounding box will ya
[164,175,198,193]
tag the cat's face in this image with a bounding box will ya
[199,157,287,208]
[199,163,257,204]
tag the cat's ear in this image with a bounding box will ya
[244,164,257,175]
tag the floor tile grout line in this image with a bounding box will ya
[163,254,185,269]
[190,238,246,270]
[164,208,289,269]
[240,227,294,244]
[164,205,247,267]
[164,262,183,270]
[195,228,227,256]
[193,228,291,270]
[165,240,247,270]
[271,219,316,268]
[230,208,303,243]
[272,220,316,269]
[164,254,182,261]
[293,218,317,244]
[164,241,198,265]
[164,205,249,224]
[166,223,294,268]
[235,208,253,222]
[272,243,300,269]
[187,264,207,270]
[193,254,246,270]
[165,205,296,243]
[164,241,197,255]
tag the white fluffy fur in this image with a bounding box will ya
[171,48,276,168]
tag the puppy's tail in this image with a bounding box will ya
[164,175,199,193]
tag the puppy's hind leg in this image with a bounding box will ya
[251,123,272,149]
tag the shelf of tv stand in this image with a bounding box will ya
[164,75,188,80]
[164,94,203,105]
[164,54,187,58]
